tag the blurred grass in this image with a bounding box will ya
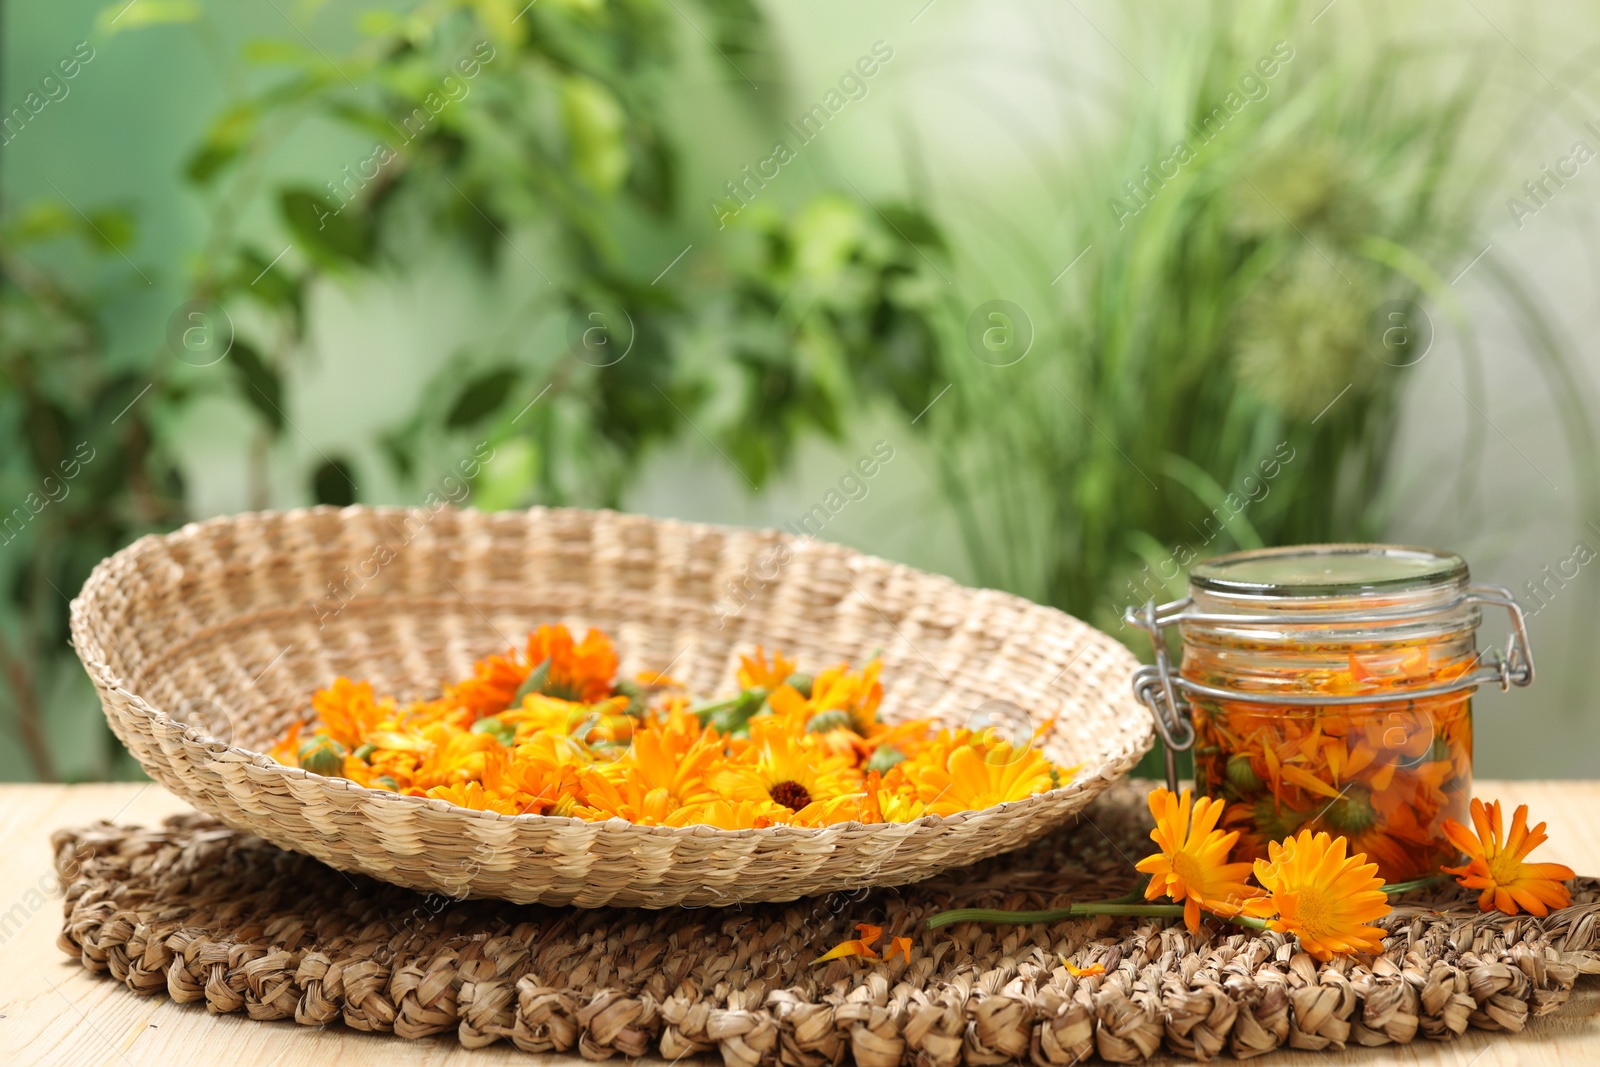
[894,2,1600,643]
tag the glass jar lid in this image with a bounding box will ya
[1125,542,1535,793]
[1189,543,1468,598]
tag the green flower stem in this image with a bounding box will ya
[689,696,740,718]
[1379,873,1447,895]
[925,901,1269,931]
[925,873,1443,933]
[1103,874,1152,905]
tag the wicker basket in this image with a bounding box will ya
[70,506,1152,907]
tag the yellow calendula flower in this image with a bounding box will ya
[1135,787,1262,933]
[597,724,721,803]
[900,732,1055,817]
[425,780,521,815]
[714,729,862,815]
[664,798,789,829]
[1243,830,1392,961]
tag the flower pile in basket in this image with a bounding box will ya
[268,624,1075,828]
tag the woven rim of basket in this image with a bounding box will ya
[69,506,1155,841]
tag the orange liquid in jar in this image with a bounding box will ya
[1185,642,1473,883]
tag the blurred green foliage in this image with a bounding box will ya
[895,6,1599,638]
[2,0,1594,781]
[1,216,186,780]
[0,0,947,778]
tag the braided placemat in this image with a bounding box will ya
[53,781,1599,1064]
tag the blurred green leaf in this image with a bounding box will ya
[243,39,316,66]
[875,204,947,253]
[7,203,76,244]
[446,367,520,428]
[227,341,285,433]
[97,0,200,34]
[311,457,359,506]
[561,76,630,196]
[233,246,300,312]
[279,189,373,267]
[185,103,259,185]
[472,437,538,511]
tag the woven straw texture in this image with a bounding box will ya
[54,780,1599,1064]
[69,505,1153,907]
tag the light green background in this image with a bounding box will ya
[5,1,1599,778]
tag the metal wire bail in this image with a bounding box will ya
[1122,584,1535,795]
[1127,599,1194,793]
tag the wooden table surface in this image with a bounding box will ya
[1,781,1596,1066]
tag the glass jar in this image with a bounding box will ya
[1127,544,1534,883]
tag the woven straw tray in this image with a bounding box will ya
[69,506,1152,907]
[53,780,1599,1064]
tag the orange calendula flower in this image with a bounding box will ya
[664,798,789,829]
[527,624,619,704]
[1135,787,1261,933]
[1441,798,1575,916]
[737,646,797,691]
[903,733,1057,817]
[311,678,394,750]
[446,649,534,719]
[886,936,912,964]
[1060,958,1105,977]
[1243,830,1391,961]
[268,720,304,766]
[425,780,520,815]
[813,923,882,964]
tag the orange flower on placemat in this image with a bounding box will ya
[1244,830,1391,961]
[1441,798,1575,916]
[886,936,913,964]
[1060,958,1105,977]
[1136,787,1261,933]
[813,923,883,964]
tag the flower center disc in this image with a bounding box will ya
[1171,851,1206,888]
[769,780,813,811]
[1291,887,1331,934]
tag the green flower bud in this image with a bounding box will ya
[865,745,906,774]
[1252,796,1306,842]
[352,743,377,763]
[1225,754,1261,794]
[784,673,814,699]
[373,775,399,791]
[298,735,347,776]
[471,716,517,745]
[1322,786,1377,835]
[613,678,647,717]
[806,709,853,734]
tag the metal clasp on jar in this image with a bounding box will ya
[1123,584,1535,793]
